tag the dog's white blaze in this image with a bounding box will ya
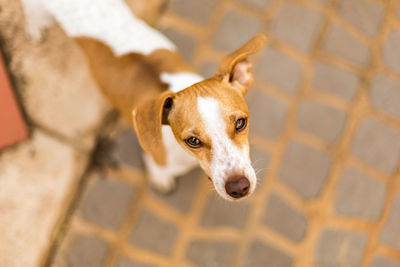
[161,72,204,93]
[197,97,256,200]
[22,0,175,55]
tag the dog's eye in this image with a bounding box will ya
[235,118,247,132]
[185,137,202,148]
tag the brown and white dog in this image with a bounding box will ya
[21,0,266,201]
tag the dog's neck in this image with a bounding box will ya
[45,0,175,56]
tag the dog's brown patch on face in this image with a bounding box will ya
[167,78,250,177]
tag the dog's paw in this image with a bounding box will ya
[150,176,177,194]
[143,152,179,194]
[25,21,48,44]
[25,22,46,42]
[22,9,54,43]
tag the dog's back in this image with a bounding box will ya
[22,0,198,120]
[22,0,175,55]
[75,37,193,120]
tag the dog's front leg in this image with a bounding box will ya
[143,153,177,193]
[143,125,198,193]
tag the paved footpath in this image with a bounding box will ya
[2,0,400,266]
[52,0,400,266]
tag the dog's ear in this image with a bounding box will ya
[216,34,266,94]
[132,90,175,165]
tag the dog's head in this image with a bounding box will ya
[133,34,266,200]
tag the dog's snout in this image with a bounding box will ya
[225,177,250,199]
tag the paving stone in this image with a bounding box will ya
[212,9,264,52]
[112,129,144,170]
[243,239,293,267]
[383,30,400,73]
[185,239,235,267]
[370,74,400,120]
[250,145,270,185]
[315,229,367,267]
[199,193,251,228]
[65,235,109,267]
[168,0,216,25]
[161,28,197,63]
[125,0,166,25]
[398,4,400,20]
[255,47,302,94]
[130,209,179,256]
[116,257,156,267]
[370,256,400,267]
[279,141,332,199]
[398,3,400,19]
[262,193,307,242]
[312,61,359,101]
[198,60,219,78]
[235,0,271,9]
[323,24,370,65]
[272,3,323,52]
[337,0,384,37]
[296,99,347,143]
[0,130,87,267]
[351,117,400,174]
[246,88,288,139]
[152,167,203,213]
[311,0,330,3]
[80,174,135,230]
[380,194,400,250]
[335,167,386,220]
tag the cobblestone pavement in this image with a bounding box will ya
[52,0,400,266]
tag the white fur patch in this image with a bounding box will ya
[22,0,175,55]
[197,97,256,200]
[145,125,198,191]
[160,72,204,93]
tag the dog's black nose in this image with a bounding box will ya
[225,177,250,199]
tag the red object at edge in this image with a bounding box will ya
[0,50,28,150]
